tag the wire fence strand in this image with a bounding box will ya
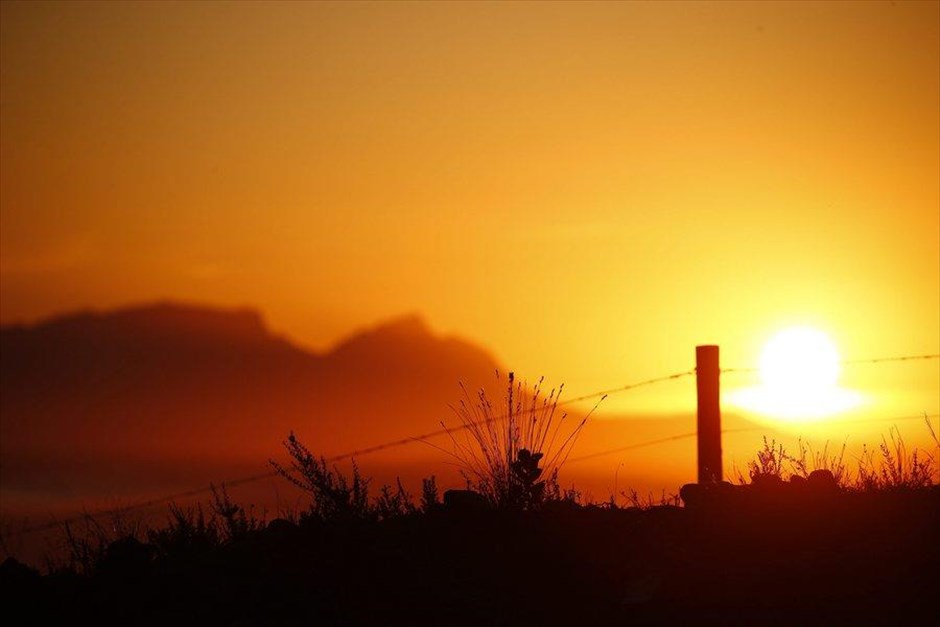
[721,353,940,374]
[567,413,940,464]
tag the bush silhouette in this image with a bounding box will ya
[440,372,594,509]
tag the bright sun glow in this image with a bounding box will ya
[730,326,862,422]
[759,327,840,393]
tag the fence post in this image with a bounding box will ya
[696,345,722,483]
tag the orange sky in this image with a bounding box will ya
[2,1,938,421]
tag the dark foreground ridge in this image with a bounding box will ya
[2,486,937,627]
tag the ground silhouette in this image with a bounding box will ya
[2,479,937,626]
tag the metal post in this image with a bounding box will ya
[696,345,722,483]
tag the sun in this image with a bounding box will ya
[729,326,862,422]
[759,327,840,393]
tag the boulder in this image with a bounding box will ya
[96,536,153,578]
[443,489,488,513]
[807,469,839,492]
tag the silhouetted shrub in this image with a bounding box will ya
[148,503,221,559]
[746,436,787,483]
[95,536,153,579]
[209,484,265,539]
[374,479,417,520]
[421,475,441,512]
[270,433,374,523]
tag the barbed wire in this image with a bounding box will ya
[721,353,940,374]
[567,413,940,464]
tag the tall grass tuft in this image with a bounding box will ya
[789,437,850,486]
[856,424,936,491]
[745,436,787,482]
[439,372,598,509]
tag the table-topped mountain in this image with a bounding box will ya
[1,302,500,492]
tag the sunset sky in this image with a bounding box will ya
[2,1,938,422]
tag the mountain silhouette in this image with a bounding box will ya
[0,302,501,499]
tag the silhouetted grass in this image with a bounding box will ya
[2,416,938,626]
[735,418,937,492]
[436,372,594,509]
[621,488,682,509]
[856,422,937,490]
[789,437,850,486]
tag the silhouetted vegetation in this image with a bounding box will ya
[2,422,938,626]
[733,418,939,492]
[437,372,591,509]
[269,433,432,523]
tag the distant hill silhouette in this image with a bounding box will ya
[0,302,501,498]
